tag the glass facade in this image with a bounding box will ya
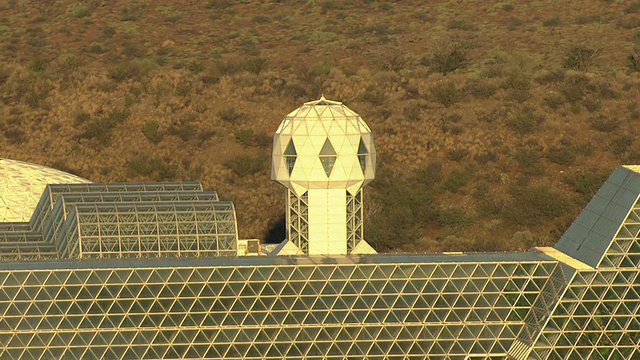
[508,166,640,359]
[0,250,636,359]
[0,254,559,359]
[0,166,638,359]
[0,182,238,261]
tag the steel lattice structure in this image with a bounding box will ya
[0,163,638,358]
[0,182,238,261]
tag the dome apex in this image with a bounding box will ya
[303,96,342,106]
[272,99,375,196]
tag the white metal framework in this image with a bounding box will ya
[287,190,309,254]
[272,97,375,255]
[346,189,364,252]
[0,182,238,261]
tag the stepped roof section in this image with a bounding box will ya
[0,181,238,261]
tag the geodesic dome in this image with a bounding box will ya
[271,97,376,196]
[0,159,90,222]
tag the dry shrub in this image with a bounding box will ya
[430,81,460,107]
[588,115,619,132]
[506,107,544,135]
[563,43,601,71]
[426,40,468,75]
[504,185,569,226]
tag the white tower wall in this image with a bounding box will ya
[307,189,348,255]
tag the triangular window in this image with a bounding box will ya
[283,139,297,175]
[357,138,368,173]
[319,138,337,177]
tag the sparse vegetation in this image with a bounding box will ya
[443,169,472,193]
[225,153,269,177]
[78,109,130,146]
[572,170,609,200]
[610,136,634,159]
[546,145,576,165]
[542,16,561,27]
[588,115,620,132]
[514,147,543,175]
[142,120,162,143]
[127,154,177,180]
[243,57,268,75]
[108,59,157,81]
[234,128,270,147]
[504,185,570,226]
[219,107,245,123]
[629,49,640,72]
[379,45,413,72]
[0,1,636,252]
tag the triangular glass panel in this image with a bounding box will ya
[358,137,368,155]
[319,138,336,155]
[358,138,368,173]
[319,138,337,177]
[284,138,297,156]
[284,139,297,175]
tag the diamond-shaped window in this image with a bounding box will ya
[319,138,337,177]
[284,139,297,175]
[357,138,368,173]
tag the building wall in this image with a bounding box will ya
[0,259,557,359]
[528,268,640,360]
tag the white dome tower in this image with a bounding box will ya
[271,97,376,255]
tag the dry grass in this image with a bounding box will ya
[0,1,638,252]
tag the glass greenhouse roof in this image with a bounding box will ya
[555,166,640,267]
[0,162,637,359]
[0,182,238,261]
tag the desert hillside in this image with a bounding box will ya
[1,0,640,252]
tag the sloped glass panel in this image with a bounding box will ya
[284,139,297,156]
[285,157,296,175]
[358,138,368,173]
[358,140,368,155]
